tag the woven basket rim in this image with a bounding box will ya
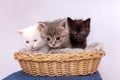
[14,50,105,62]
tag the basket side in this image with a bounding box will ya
[15,51,105,76]
[18,57,102,76]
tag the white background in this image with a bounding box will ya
[0,0,120,80]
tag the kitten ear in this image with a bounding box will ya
[67,17,73,23]
[67,17,74,27]
[59,18,67,28]
[37,23,47,31]
[84,18,91,27]
[17,30,24,35]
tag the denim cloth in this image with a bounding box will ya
[3,70,102,80]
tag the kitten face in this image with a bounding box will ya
[40,19,69,48]
[18,24,44,51]
[67,17,90,42]
[22,33,42,50]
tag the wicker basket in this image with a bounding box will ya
[14,51,105,76]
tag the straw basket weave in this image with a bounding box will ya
[14,51,105,76]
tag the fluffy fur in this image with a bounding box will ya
[67,17,91,49]
[39,19,71,49]
[48,42,103,54]
[17,23,49,53]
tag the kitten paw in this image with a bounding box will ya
[19,48,27,52]
[86,42,104,51]
[48,50,58,54]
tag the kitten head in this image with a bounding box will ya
[39,19,69,48]
[17,24,44,51]
[67,17,90,42]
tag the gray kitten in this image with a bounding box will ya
[39,19,71,50]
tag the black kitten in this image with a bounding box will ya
[67,17,91,49]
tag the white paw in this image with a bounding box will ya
[94,43,103,51]
[86,42,104,51]
[19,48,27,52]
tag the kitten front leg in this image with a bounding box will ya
[48,49,59,54]
[19,48,27,52]
[85,42,104,51]
[19,48,33,53]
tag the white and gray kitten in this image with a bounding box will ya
[39,18,71,50]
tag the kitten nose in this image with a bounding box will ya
[31,45,34,49]
[77,35,80,37]
[52,42,56,46]
[52,44,55,46]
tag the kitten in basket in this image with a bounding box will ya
[67,17,91,49]
[17,23,49,53]
[39,18,71,50]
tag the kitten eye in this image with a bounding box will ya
[72,31,77,34]
[26,41,29,43]
[47,37,50,41]
[56,37,60,40]
[80,31,85,34]
[34,39,37,42]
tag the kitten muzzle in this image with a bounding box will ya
[30,46,38,50]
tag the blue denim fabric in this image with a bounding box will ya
[3,70,102,80]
